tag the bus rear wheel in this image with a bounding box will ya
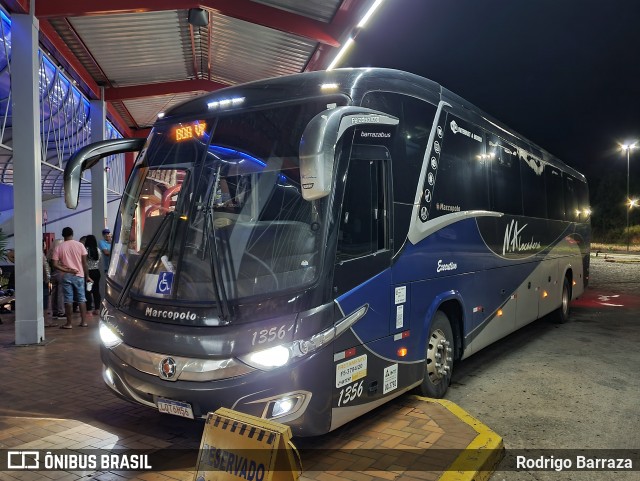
[418,311,454,398]
[553,276,571,324]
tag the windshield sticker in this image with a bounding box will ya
[450,120,482,142]
[503,220,542,255]
[156,271,174,295]
[383,364,398,394]
[336,354,367,388]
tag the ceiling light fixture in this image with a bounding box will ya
[188,8,209,27]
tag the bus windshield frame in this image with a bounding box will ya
[108,96,349,312]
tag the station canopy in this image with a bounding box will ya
[0,0,382,199]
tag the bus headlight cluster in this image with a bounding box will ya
[239,325,336,371]
[238,306,367,371]
[99,321,123,349]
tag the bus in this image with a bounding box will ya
[64,68,590,436]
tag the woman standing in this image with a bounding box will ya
[84,235,102,315]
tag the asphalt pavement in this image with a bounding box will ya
[445,254,640,480]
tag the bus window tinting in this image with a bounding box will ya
[361,92,437,205]
[431,115,488,218]
[488,135,522,216]
[546,166,565,220]
[564,175,579,221]
[337,157,387,260]
[521,153,547,219]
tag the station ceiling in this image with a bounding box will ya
[7,0,379,137]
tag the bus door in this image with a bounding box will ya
[333,139,394,347]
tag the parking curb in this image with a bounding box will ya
[412,396,504,481]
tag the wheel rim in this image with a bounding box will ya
[561,281,569,318]
[426,329,452,385]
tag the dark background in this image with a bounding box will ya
[344,0,640,237]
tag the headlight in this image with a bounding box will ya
[99,321,122,349]
[241,345,291,370]
[238,305,368,371]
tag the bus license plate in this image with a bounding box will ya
[157,397,194,419]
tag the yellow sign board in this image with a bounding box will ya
[193,408,301,481]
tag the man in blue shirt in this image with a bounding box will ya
[99,228,112,273]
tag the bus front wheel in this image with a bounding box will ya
[418,311,454,398]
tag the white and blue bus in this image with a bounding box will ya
[65,68,590,436]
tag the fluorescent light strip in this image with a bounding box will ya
[358,0,385,28]
[327,0,386,70]
[327,37,355,71]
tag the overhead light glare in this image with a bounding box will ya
[327,37,355,71]
[321,83,339,90]
[357,0,385,28]
[157,112,165,119]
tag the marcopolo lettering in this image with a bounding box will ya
[145,307,197,321]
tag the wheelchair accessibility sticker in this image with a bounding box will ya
[156,272,174,294]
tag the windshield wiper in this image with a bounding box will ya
[203,205,231,321]
[117,211,175,307]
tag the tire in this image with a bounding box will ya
[553,276,571,324]
[418,310,454,398]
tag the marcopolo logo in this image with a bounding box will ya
[145,307,197,321]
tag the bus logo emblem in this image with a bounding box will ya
[160,357,177,379]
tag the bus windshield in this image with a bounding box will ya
[109,97,346,307]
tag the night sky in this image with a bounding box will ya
[344,0,640,223]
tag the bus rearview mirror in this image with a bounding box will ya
[64,138,146,209]
[299,106,398,201]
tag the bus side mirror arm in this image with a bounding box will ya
[64,138,146,209]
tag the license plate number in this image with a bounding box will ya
[157,397,194,419]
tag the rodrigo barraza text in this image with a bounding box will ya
[516,455,633,471]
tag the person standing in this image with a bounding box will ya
[42,240,56,327]
[47,239,65,319]
[51,227,90,329]
[99,228,112,274]
[84,234,102,315]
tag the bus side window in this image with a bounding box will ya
[564,175,579,221]
[432,114,488,217]
[575,179,590,222]
[487,135,522,216]
[521,152,547,219]
[337,156,388,260]
[546,167,565,220]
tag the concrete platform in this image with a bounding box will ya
[0,310,502,481]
